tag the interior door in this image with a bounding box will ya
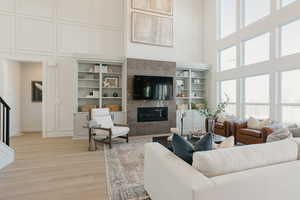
[56,58,77,133]
[44,61,57,136]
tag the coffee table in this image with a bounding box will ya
[152,133,226,151]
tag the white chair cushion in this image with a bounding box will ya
[193,139,298,177]
[94,116,114,129]
[111,126,129,138]
[247,117,271,130]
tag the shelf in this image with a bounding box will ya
[176,97,189,99]
[102,72,121,75]
[78,79,99,81]
[78,86,99,89]
[191,97,205,99]
[176,76,189,79]
[102,97,122,99]
[78,97,99,99]
[78,71,99,74]
[102,87,122,89]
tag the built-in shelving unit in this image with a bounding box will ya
[76,61,125,113]
[175,64,209,110]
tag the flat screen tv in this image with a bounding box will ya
[133,76,173,100]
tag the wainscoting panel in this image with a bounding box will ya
[16,17,54,53]
[16,0,54,19]
[0,14,13,51]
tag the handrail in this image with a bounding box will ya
[0,96,10,146]
[0,97,11,110]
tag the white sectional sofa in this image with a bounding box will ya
[144,139,300,200]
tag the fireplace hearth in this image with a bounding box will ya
[137,107,168,122]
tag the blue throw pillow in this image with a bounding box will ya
[172,134,194,165]
[172,133,214,165]
[194,133,213,152]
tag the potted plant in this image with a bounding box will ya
[199,95,229,133]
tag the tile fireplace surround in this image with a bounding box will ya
[127,58,176,136]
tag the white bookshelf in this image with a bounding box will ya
[76,61,125,113]
[175,65,208,110]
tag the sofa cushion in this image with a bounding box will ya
[267,128,292,143]
[290,127,300,137]
[192,139,298,177]
[172,134,194,165]
[240,128,262,138]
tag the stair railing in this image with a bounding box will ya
[0,97,11,146]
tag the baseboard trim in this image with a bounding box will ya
[44,131,74,138]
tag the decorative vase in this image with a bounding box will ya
[207,118,215,133]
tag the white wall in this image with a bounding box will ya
[203,0,300,119]
[0,0,125,137]
[125,0,204,63]
[20,62,43,132]
[3,60,21,136]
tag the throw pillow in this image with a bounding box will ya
[172,134,194,165]
[194,133,213,152]
[247,117,271,130]
[267,128,292,143]
[214,136,235,149]
[217,113,236,123]
[172,133,214,165]
[258,119,272,129]
[247,117,260,129]
[289,127,300,137]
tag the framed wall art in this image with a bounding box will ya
[132,12,173,47]
[132,0,173,16]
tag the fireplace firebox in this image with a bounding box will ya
[137,107,168,122]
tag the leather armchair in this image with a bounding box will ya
[205,118,234,137]
[235,121,274,144]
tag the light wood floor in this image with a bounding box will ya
[0,133,108,200]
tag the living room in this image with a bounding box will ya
[1,0,300,200]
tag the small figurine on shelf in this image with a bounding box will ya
[113,92,119,97]
[103,93,108,97]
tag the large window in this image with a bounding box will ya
[220,80,237,115]
[219,46,237,71]
[244,75,270,119]
[244,0,270,26]
[219,0,236,38]
[244,33,270,66]
[281,69,300,123]
[281,19,300,57]
[281,0,297,7]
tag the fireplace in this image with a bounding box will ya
[137,107,168,122]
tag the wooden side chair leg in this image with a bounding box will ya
[126,134,129,143]
[109,130,112,149]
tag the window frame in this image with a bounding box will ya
[243,0,271,27]
[243,74,271,119]
[218,45,238,72]
[279,69,300,123]
[218,0,237,39]
[279,17,300,57]
[219,79,238,116]
[242,32,271,66]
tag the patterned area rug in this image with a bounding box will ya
[104,139,152,200]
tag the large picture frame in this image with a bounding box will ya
[132,0,173,16]
[132,12,173,47]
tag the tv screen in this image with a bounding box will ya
[133,76,173,100]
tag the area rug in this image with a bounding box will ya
[104,139,152,200]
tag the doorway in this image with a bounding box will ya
[1,58,47,138]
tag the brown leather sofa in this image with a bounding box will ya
[234,121,274,144]
[205,118,234,137]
